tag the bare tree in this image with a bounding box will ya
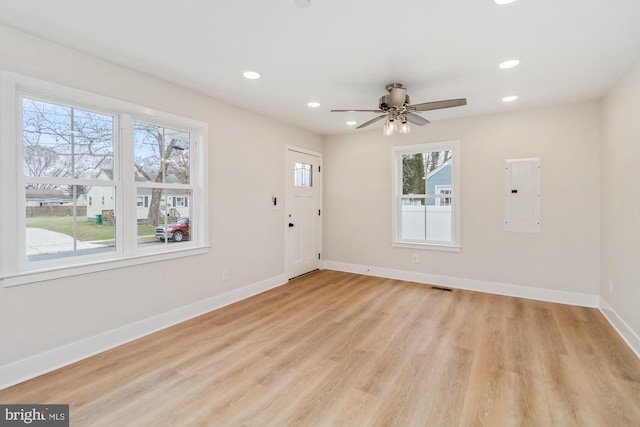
[134,122,190,226]
[23,145,71,189]
[61,184,91,198]
[425,150,451,173]
[22,98,114,186]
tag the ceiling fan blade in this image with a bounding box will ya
[405,112,430,126]
[356,115,387,129]
[408,98,467,112]
[331,109,384,113]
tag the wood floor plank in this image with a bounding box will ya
[327,387,379,426]
[1,270,639,426]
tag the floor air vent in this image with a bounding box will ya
[431,286,453,292]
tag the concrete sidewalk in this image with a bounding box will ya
[26,228,105,256]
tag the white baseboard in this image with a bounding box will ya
[5,268,634,391]
[0,273,288,390]
[322,260,599,307]
[598,297,640,359]
[322,261,640,358]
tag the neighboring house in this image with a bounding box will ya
[134,171,190,221]
[426,160,452,206]
[25,189,87,218]
[85,169,115,221]
[135,188,189,221]
[85,169,190,222]
[25,189,73,206]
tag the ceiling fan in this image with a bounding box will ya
[331,83,467,135]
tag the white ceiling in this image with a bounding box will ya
[1,0,639,136]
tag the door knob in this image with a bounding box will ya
[288,223,294,227]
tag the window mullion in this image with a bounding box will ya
[120,113,135,256]
[1,72,208,284]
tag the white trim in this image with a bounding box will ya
[0,273,288,390]
[391,140,461,249]
[285,146,323,279]
[3,71,207,129]
[1,71,209,283]
[598,297,640,359]
[322,260,599,307]
[0,71,19,280]
[391,242,461,252]
[1,246,209,287]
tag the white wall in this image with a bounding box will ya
[323,101,601,296]
[601,60,640,349]
[0,25,322,374]
[2,23,636,387]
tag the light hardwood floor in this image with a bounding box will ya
[1,270,639,426]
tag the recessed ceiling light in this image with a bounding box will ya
[499,59,520,69]
[307,101,320,108]
[346,121,357,126]
[495,0,516,4]
[502,95,518,102]
[295,0,311,8]
[243,71,261,80]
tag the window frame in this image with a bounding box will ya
[391,141,461,252]
[0,71,209,287]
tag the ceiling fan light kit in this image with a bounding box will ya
[383,116,411,136]
[331,83,467,136]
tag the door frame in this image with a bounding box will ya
[285,145,323,279]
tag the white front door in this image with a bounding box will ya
[286,148,321,279]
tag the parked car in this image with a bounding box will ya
[155,217,190,242]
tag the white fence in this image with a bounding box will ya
[401,205,452,242]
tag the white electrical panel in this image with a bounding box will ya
[504,158,541,233]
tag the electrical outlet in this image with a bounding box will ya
[222,268,229,281]
[412,253,419,263]
[609,280,614,294]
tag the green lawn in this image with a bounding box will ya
[26,216,155,242]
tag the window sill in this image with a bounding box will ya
[391,241,462,252]
[1,245,209,288]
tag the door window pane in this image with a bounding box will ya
[294,162,313,187]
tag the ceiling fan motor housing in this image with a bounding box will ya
[379,91,410,111]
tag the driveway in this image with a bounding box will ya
[26,228,105,256]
